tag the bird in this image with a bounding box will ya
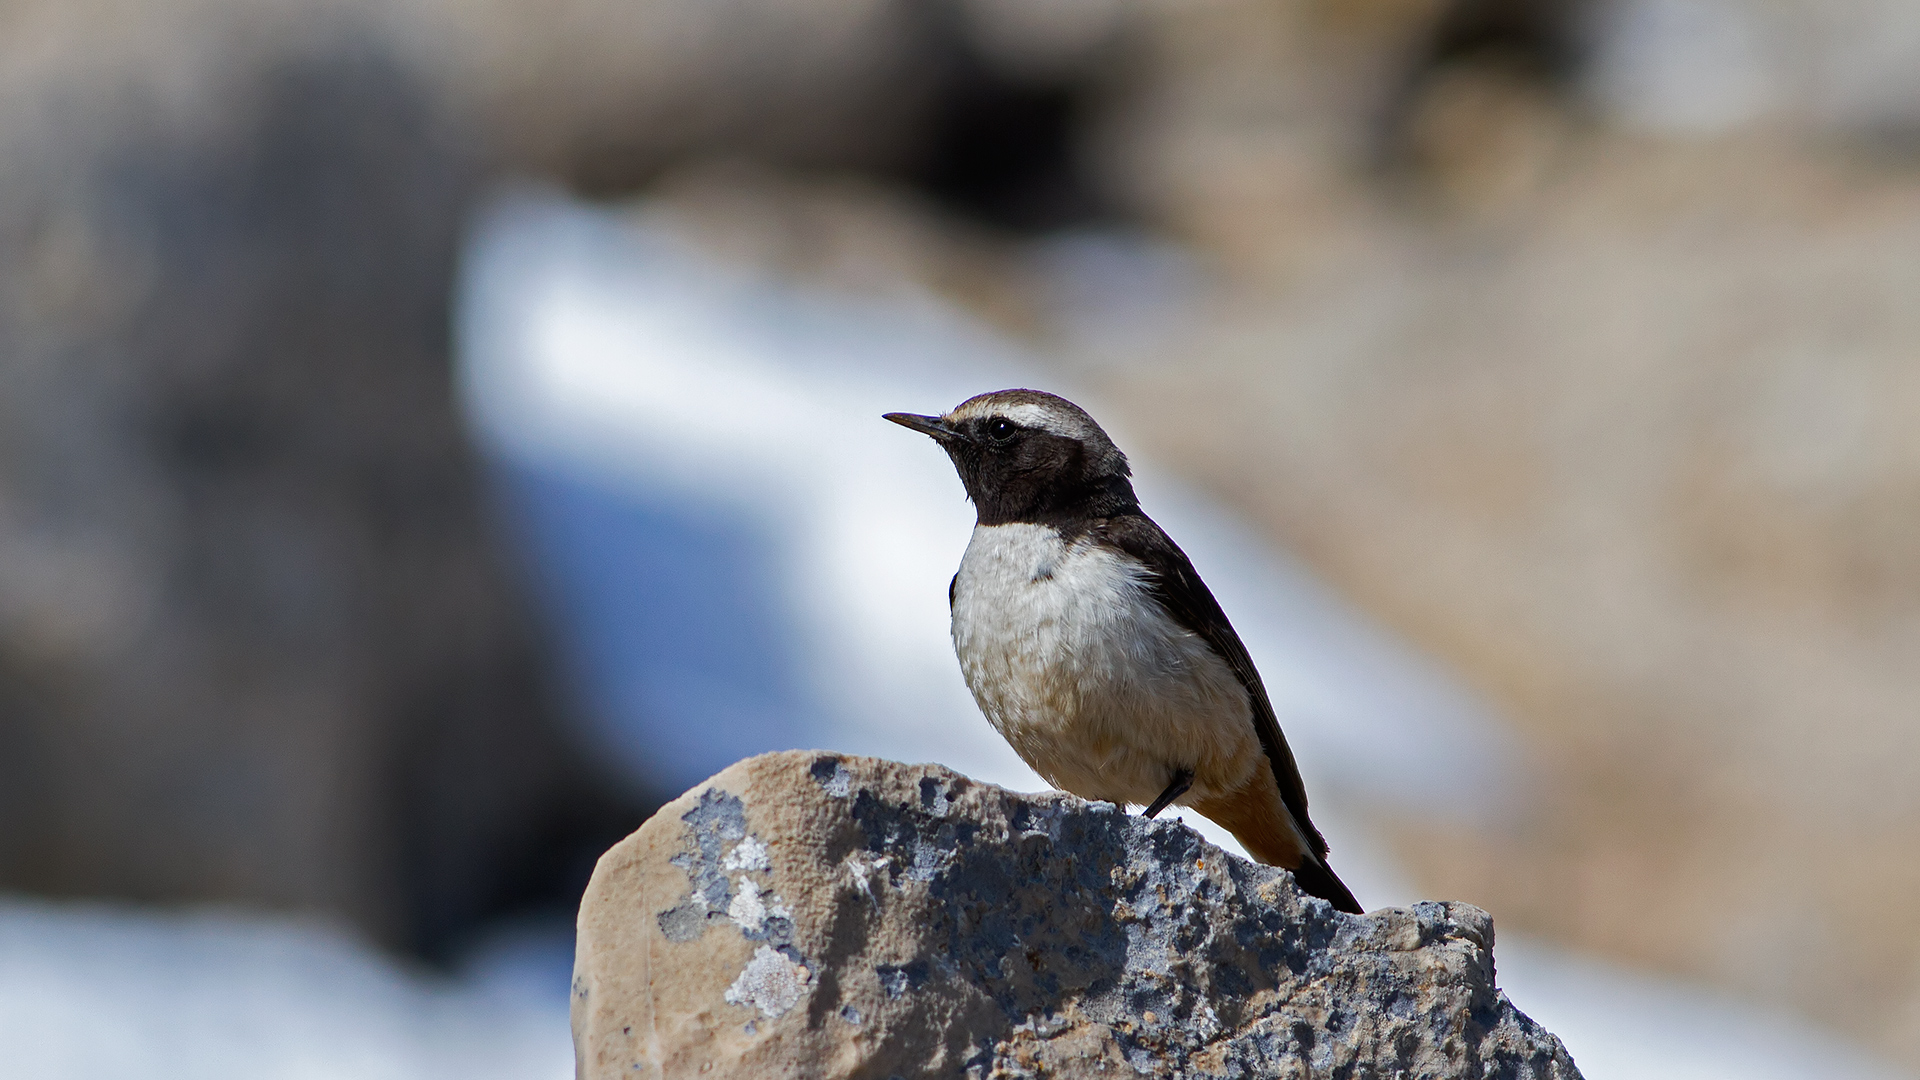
[885,388,1362,914]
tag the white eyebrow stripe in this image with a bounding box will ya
[998,403,1062,430]
[950,400,1082,438]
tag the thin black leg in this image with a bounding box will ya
[1143,768,1194,819]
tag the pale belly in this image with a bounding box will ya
[949,522,1262,807]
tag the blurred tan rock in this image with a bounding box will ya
[574,750,1581,1079]
[415,0,941,190]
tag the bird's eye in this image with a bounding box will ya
[986,418,1017,443]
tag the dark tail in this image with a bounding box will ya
[1290,857,1364,914]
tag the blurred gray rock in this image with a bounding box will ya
[573,751,1581,1079]
[0,7,638,958]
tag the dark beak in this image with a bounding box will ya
[883,412,970,443]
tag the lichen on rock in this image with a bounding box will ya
[572,750,1582,1079]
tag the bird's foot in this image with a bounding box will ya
[1143,768,1194,819]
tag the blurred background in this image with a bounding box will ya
[4,0,1920,1076]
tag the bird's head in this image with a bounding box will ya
[885,389,1136,525]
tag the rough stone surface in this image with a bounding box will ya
[573,751,1582,1079]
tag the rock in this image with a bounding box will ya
[573,751,1582,1079]
[0,6,642,959]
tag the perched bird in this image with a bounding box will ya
[885,389,1362,913]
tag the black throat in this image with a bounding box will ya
[949,430,1140,532]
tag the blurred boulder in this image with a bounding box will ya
[573,751,1581,1079]
[420,0,947,194]
[0,4,639,958]
[423,0,1138,229]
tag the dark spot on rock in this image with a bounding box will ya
[811,756,852,797]
[657,901,705,943]
[918,776,951,815]
[682,787,747,841]
[671,788,749,920]
[875,959,931,998]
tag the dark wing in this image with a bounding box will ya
[1092,512,1331,861]
[950,573,958,609]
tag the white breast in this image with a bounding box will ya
[949,522,1262,807]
